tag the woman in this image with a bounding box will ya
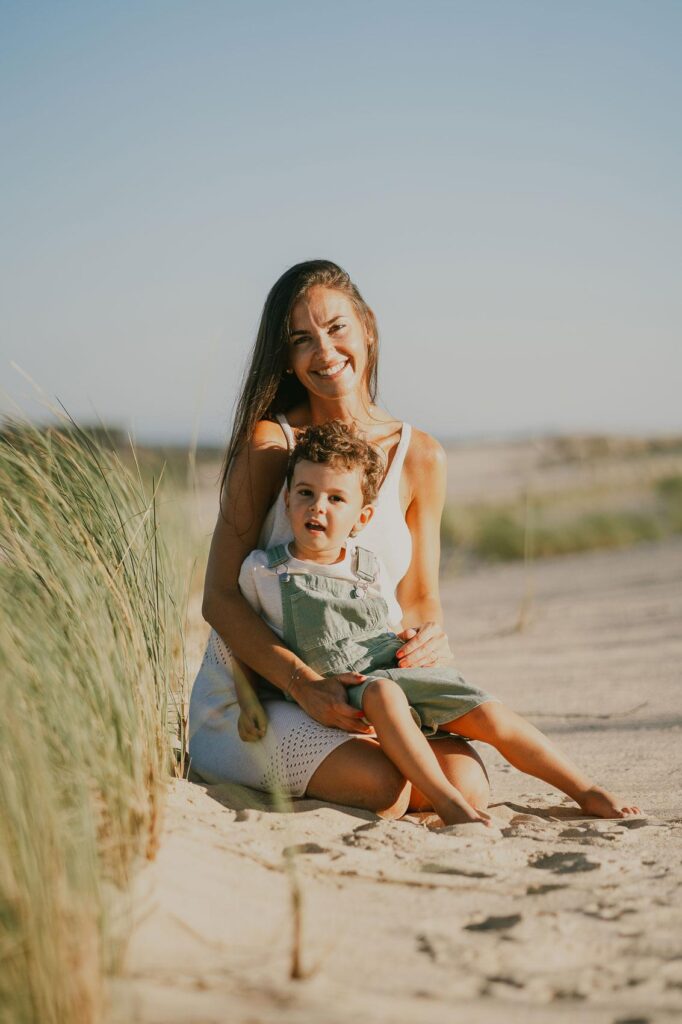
[189,260,490,817]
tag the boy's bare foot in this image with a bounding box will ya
[577,785,642,819]
[434,796,493,828]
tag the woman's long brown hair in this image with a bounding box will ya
[218,260,380,509]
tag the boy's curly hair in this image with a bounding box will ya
[286,421,385,504]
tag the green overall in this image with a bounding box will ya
[266,544,493,736]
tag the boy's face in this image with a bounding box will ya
[285,460,374,560]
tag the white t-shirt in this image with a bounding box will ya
[238,541,404,640]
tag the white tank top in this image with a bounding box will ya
[258,414,413,588]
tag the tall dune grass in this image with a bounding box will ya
[0,418,181,1023]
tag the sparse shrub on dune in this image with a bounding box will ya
[656,475,682,532]
[532,511,662,559]
[441,476,680,565]
[474,512,526,562]
[439,505,464,552]
[0,418,182,1024]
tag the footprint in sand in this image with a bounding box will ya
[530,851,601,874]
[464,913,522,933]
[341,826,384,850]
[234,808,260,822]
[435,821,502,838]
[501,816,558,840]
[421,861,495,879]
[560,825,624,843]
[282,842,327,856]
[580,902,637,921]
[416,933,437,961]
[484,975,525,991]
[526,883,568,895]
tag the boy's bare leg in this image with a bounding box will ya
[444,702,641,818]
[362,678,492,826]
[409,737,491,812]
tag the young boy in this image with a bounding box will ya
[235,421,640,826]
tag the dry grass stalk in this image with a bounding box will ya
[0,415,183,1022]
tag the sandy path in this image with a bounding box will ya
[110,539,682,1024]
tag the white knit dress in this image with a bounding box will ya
[188,415,413,796]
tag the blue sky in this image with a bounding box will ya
[1,1,680,444]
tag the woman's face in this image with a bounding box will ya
[287,286,371,401]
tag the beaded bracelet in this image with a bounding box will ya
[287,663,306,696]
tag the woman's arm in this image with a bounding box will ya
[202,420,371,733]
[394,430,454,668]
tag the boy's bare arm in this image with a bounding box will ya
[233,654,269,741]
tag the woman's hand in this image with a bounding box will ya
[395,623,454,669]
[290,673,375,734]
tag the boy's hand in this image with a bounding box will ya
[237,700,269,742]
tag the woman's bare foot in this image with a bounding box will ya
[434,795,493,827]
[577,785,642,819]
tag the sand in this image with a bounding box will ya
[109,534,682,1023]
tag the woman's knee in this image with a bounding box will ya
[437,736,491,809]
[353,739,410,818]
[305,738,410,819]
[373,769,411,819]
[455,754,491,808]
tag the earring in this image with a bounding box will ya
[285,368,293,375]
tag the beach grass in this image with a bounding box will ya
[0,418,183,1023]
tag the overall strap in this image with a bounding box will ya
[353,546,379,584]
[265,544,290,569]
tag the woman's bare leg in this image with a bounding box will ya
[408,736,490,812]
[360,678,491,826]
[443,701,641,818]
[305,735,411,818]
[305,734,491,820]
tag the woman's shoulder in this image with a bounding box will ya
[405,426,446,478]
[394,426,446,516]
[222,419,290,516]
[276,402,310,430]
[251,417,290,451]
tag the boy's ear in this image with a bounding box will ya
[350,503,374,536]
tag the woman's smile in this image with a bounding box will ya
[313,358,349,380]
